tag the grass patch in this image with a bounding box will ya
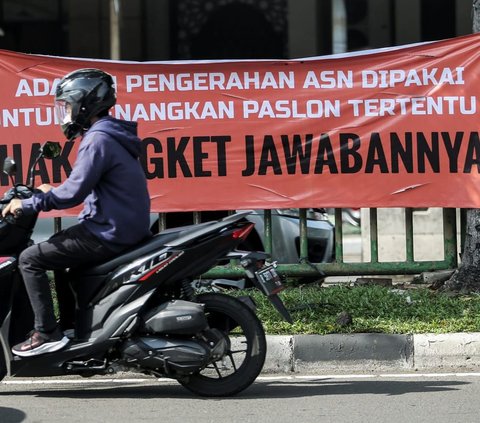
[237,285,480,335]
[49,278,480,335]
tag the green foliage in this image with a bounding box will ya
[237,285,480,335]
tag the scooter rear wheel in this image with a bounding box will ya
[179,293,266,397]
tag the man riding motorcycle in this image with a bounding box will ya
[1,68,151,357]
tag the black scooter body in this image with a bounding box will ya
[0,257,34,349]
[0,144,290,395]
[0,214,255,378]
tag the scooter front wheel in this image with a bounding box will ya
[179,293,267,397]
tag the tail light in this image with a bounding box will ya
[232,222,254,241]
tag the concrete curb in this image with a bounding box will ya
[263,333,480,373]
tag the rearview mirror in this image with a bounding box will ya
[2,157,16,177]
[41,141,62,159]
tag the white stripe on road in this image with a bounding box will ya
[2,378,167,385]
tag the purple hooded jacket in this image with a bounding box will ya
[22,116,151,252]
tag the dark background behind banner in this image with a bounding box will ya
[0,1,471,61]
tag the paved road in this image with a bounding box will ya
[2,373,480,423]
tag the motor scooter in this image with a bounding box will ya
[0,141,291,397]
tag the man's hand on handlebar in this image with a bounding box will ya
[1,185,52,219]
[2,199,23,218]
[38,184,54,193]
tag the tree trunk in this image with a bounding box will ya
[444,209,480,292]
[443,1,480,292]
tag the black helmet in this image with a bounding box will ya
[54,68,116,140]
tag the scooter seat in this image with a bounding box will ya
[80,222,212,276]
[81,233,178,275]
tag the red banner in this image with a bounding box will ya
[1,34,480,214]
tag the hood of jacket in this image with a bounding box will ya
[86,116,141,158]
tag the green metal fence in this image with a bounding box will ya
[203,208,459,280]
[54,208,457,280]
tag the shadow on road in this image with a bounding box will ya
[0,377,470,400]
[0,406,26,423]
[247,378,470,398]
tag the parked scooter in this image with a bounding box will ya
[0,141,291,397]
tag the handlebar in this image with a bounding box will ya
[0,200,24,224]
[0,208,23,224]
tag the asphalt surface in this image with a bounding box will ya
[3,374,480,423]
[2,333,480,423]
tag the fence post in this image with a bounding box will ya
[405,208,414,262]
[264,209,272,256]
[369,208,378,263]
[442,208,458,268]
[299,208,308,263]
[334,208,343,262]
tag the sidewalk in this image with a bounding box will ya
[263,333,480,374]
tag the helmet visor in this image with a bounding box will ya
[54,100,73,126]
